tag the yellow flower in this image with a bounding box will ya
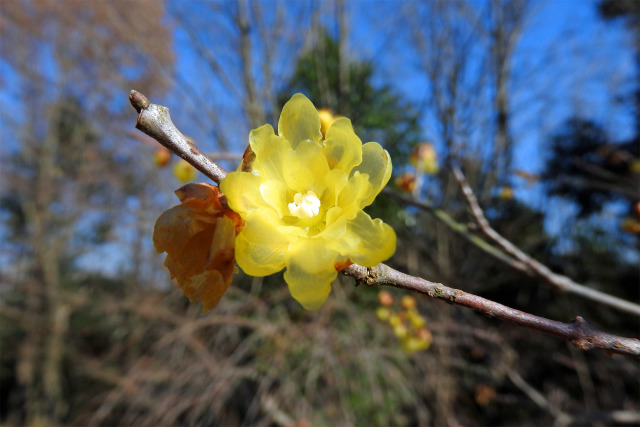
[409,143,438,175]
[173,159,198,182]
[220,93,396,309]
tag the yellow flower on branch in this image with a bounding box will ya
[153,183,243,312]
[409,143,438,175]
[220,94,396,309]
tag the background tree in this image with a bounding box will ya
[0,1,173,424]
[0,1,638,426]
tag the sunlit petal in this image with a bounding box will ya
[235,208,289,276]
[278,93,322,149]
[323,118,363,174]
[351,142,392,207]
[284,239,339,310]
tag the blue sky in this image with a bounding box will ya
[165,0,635,176]
[1,0,637,274]
[162,0,639,247]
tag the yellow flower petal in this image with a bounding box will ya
[249,124,292,182]
[284,239,339,310]
[337,172,374,219]
[329,210,396,266]
[352,142,392,207]
[322,169,348,207]
[220,171,267,216]
[278,93,322,149]
[283,163,315,195]
[293,139,330,192]
[235,208,289,276]
[260,179,289,218]
[323,117,363,174]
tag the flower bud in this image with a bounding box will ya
[154,148,171,167]
[173,159,197,183]
[378,290,394,306]
[409,143,438,175]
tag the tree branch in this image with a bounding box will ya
[451,166,640,318]
[382,188,532,273]
[341,263,640,358]
[129,91,640,359]
[129,90,227,184]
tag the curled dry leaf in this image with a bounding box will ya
[153,183,243,312]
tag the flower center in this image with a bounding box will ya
[288,191,321,219]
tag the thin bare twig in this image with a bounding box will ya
[129,91,640,359]
[341,263,640,358]
[382,188,531,273]
[451,166,640,317]
[507,369,571,425]
[129,90,227,184]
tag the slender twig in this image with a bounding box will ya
[129,90,227,184]
[130,91,640,359]
[341,263,640,358]
[451,166,640,317]
[382,188,531,273]
[506,369,571,425]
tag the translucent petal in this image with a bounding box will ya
[284,239,339,310]
[318,207,347,241]
[351,142,392,207]
[337,172,374,219]
[283,165,315,194]
[260,179,288,218]
[249,124,293,182]
[329,210,396,266]
[219,172,268,216]
[322,169,348,207]
[235,208,289,276]
[278,93,322,149]
[294,139,330,193]
[322,118,363,174]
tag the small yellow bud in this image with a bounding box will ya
[173,160,198,183]
[378,290,394,306]
[621,218,640,234]
[498,186,514,200]
[393,324,408,339]
[401,295,416,310]
[410,143,438,175]
[318,108,338,138]
[389,315,402,327]
[408,311,426,329]
[376,307,391,321]
[395,172,416,192]
[154,148,171,167]
[401,337,429,353]
[417,327,432,344]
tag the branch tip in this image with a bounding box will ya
[129,90,150,113]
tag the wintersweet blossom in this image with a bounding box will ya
[153,183,243,312]
[220,93,396,309]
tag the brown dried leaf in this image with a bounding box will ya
[153,183,243,312]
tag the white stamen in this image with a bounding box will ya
[288,191,321,219]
